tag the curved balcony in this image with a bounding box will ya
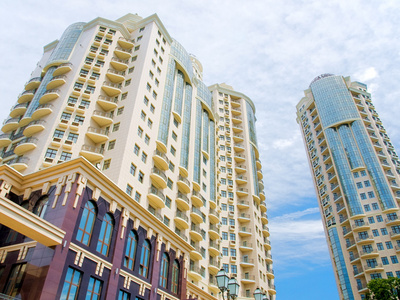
[31,103,53,120]
[106,68,125,83]
[174,210,189,229]
[208,224,220,240]
[240,257,255,268]
[147,186,165,209]
[189,223,203,241]
[234,143,245,152]
[17,89,35,104]
[232,124,243,133]
[233,133,244,143]
[79,145,104,162]
[2,117,20,132]
[53,63,72,77]
[150,167,167,189]
[0,133,12,148]
[97,95,118,111]
[110,57,129,71]
[5,156,29,172]
[240,275,255,285]
[25,77,41,90]
[101,81,122,97]
[262,224,270,237]
[152,149,169,171]
[208,259,220,275]
[23,120,46,137]
[86,127,109,144]
[256,158,262,170]
[356,235,374,244]
[268,285,277,295]
[39,89,60,104]
[188,265,202,281]
[260,202,267,213]
[191,190,203,207]
[264,238,272,250]
[114,46,132,60]
[209,209,219,224]
[261,213,268,224]
[235,164,246,174]
[176,192,190,211]
[46,75,67,90]
[257,169,263,180]
[190,244,202,261]
[209,198,217,210]
[236,187,248,197]
[390,230,400,239]
[266,269,275,280]
[238,227,251,237]
[237,200,250,210]
[234,153,246,164]
[190,207,203,224]
[209,240,220,257]
[238,213,251,223]
[385,214,400,225]
[91,110,113,127]
[352,222,370,232]
[10,102,29,118]
[14,137,38,155]
[177,175,190,194]
[265,253,273,264]
[360,248,379,259]
[239,242,253,252]
[364,263,384,273]
[118,37,134,49]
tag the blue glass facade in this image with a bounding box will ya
[202,110,209,154]
[173,71,184,118]
[170,40,193,80]
[250,145,259,196]
[197,81,212,109]
[180,84,193,171]
[193,99,202,184]
[209,120,216,203]
[246,101,258,147]
[328,228,354,300]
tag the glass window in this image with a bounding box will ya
[86,277,102,300]
[60,267,81,300]
[159,253,169,288]
[60,151,72,161]
[134,144,140,155]
[33,195,49,218]
[45,148,57,158]
[368,191,375,198]
[126,185,133,196]
[3,263,27,297]
[381,228,388,235]
[96,213,114,256]
[76,201,97,245]
[376,215,383,222]
[124,231,137,270]
[364,204,371,212]
[372,203,379,210]
[382,257,389,265]
[377,242,384,250]
[139,240,151,277]
[54,129,65,138]
[364,180,371,187]
[67,133,79,143]
[368,217,375,224]
[372,229,379,237]
[134,192,141,202]
[360,193,367,200]
[386,241,393,249]
[171,260,179,294]
[222,247,228,256]
[222,232,228,240]
[130,163,136,175]
[113,123,120,132]
[391,255,399,263]
[118,290,130,300]
[356,182,363,189]
[360,170,367,176]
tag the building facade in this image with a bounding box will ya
[0,13,274,299]
[296,74,400,300]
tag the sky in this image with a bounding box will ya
[1,1,400,299]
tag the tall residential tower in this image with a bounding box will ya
[297,74,400,300]
[0,14,274,300]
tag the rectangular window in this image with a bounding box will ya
[386,241,393,249]
[368,216,375,224]
[230,233,236,241]
[125,79,131,86]
[85,85,96,94]
[361,170,367,176]
[150,104,155,113]
[381,228,388,235]
[364,180,371,187]
[60,151,72,161]
[53,129,65,138]
[86,277,103,299]
[382,257,389,265]
[103,159,111,170]
[368,191,375,198]
[152,91,157,100]
[121,92,128,100]
[126,184,133,196]
[372,229,379,237]
[137,127,143,137]
[356,182,363,189]
[391,255,399,263]
[113,123,120,132]
[130,163,136,175]
[74,115,85,125]
[360,193,367,200]
[377,242,384,250]
[144,135,150,145]
[165,196,171,208]
[61,112,72,120]
[108,140,116,150]
[364,204,371,212]
[377,215,383,222]
[353,172,359,178]
[372,203,379,210]
[146,83,151,91]
[60,267,82,300]
[134,192,141,202]
[230,248,236,256]
[171,146,176,156]
[68,96,78,105]
[167,178,173,189]
[141,111,146,120]
[222,232,228,240]
[169,162,175,172]
[45,148,57,158]
[222,217,227,225]
[144,96,149,106]
[117,107,124,115]
[164,216,170,227]
[222,247,228,256]
[134,144,140,155]
[147,119,153,128]
[141,152,147,163]
[138,171,144,183]
[80,100,90,108]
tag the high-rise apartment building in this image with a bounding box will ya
[0,13,274,300]
[296,74,400,300]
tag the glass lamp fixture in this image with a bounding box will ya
[216,269,229,292]
[253,288,263,300]
[227,277,239,298]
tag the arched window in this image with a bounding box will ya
[171,260,180,294]
[96,213,114,256]
[124,231,137,270]
[139,240,151,277]
[159,253,169,288]
[76,201,97,246]
[33,196,49,218]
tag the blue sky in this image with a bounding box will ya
[1,1,400,299]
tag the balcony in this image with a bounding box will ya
[5,156,30,172]
[188,264,202,281]
[209,240,220,257]
[79,145,104,162]
[385,214,400,225]
[174,210,189,229]
[14,137,38,155]
[191,190,203,207]
[10,102,29,118]
[239,242,253,252]
[390,230,400,239]
[240,275,255,284]
[0,133,11,148]
[147,186,165,208]
[234,153,246,163]
[23,120,46,137]
[208,258,220,274]
[360,248,379,259]
[39,89,60,104]
[189,223,203,241]
[264,239,272,250]
[232,124,243,133]
[208,224,220,240]
[261,213,268,224]
[232,115,242,124]
[177,175,190,194]
[114,46,132,60]
[352,221,370,231]
[86,127,109,144]
[233,133,244,143]
[190,207,203,224]
[97,95,119,111]
[25,77,41,90]
[268,285,277,295]
[17,89,35,104]
[238,213,251,223]
[110,57,129,71]
[118,37,134,49]
[235,164,246,174]
[266,269,275,279]
[240,257,255,268]
[235,175,247,185]
[46,75,67,90]
[101,81,122,97]
[31,103,53,120]
[257,169,263,180]
[91,110,113,127]
[238,227,251,237]
[236,187,248,197]
[259,191,266,201]
[53,63,72,76]
[364,263,384,273]
[176,192,190,211]
[237,200,250,209]
[150,167,167,189]
[1,117,20,132]
[356,235,374,244]
[262,224,269,236]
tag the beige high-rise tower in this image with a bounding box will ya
[297,74,400,300]
[0,13,274,300]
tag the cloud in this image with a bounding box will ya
[354,67,379,82]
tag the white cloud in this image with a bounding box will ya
[354,67,379,82]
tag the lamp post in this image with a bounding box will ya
[253,287,268,300]
[216,269,239,300]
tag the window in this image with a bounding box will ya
[134,192,141,202]
[372,229,379,237]
[80,100,90,108]
[108,140,116,150]
[155,79,159,87]
[167,178,173,189]
[230,248,236,256]
[131,56,137,62]
[171,260,179,294]
[222,247,229,256]
[150,104,155,113]
[222,217,227,225]
[353,172,359,178]
[231,265,237,274]
[387,272,394,278]
[145,135,150,145]
[165,196,171,208]
[229,219,235,226]
[138,171,144,183]
[141,152,147,163]
[381,228,388,235]
[372,203,379,210]
[134,45,140,51]
[45,148,57,158]
[221,190,227,197]
[364,180,371,187]
[361,170,367,176]
[169,162,175,172]
[76,201,97,245]
[139,240,151,277]
[146,83,151,91]
[360,193,367,200]
[221,204,227,211]
[230,233,236,241]
[171,146,176,156]
[139,27,145,32]
[85,85,96,94]
[68,96,78,105]
[67,133,79,143]
[86,277,102,300]
[151,59,156,67]
[126,184,133,196]
[74,82,83,90]
[221,178,226,184]
[356,182,363,189]
[60,151,72,161]
[103,159,111,170]
[96,213,114,256]
[159,57,163,64]
[382,257,389,265]
[149,71,154,78]
[223,264,229,273]
[154,49,158,57]
[147,119,153,128]
[74,115,85,125]
[117,107,124,115]
[368,217,375,224]
[229,205,234,212]
[391,255,399,263]
[368,191,375,198]
[222,232,228,240]
[53,129,65,138]
[144,96,149,106]
[386,241,393,249]
[371,273,382,279]
[140,111,146,120]
[133,144,141,155]
[113,123,120,132]
[118,290,130,300]
[159,253,169,288]
[157,67,161,74]
[377,215,383,222]
[60,267,82,300]
[364,204,371,212]
[128,67,134,74]
[61,112,72,120]
[152,91,157,99]
[125,79,131,86]
[377,242,384,250]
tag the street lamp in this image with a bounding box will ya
[254,287,268,300]
[216,269,239,299]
